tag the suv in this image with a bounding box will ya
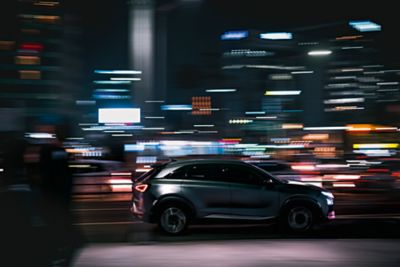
[131,159,335,235]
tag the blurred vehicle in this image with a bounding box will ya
[70,159,123,176]
[249,160,329,188]
[70,159,132,194]
[354,159,400,190]
[131,159,335,235]
[247,160,302,180]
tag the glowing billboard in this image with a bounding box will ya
[98,108,140,123]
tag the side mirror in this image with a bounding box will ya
[263,178,275,188]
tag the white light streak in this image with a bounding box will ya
[265,90,301,96]
[193,124,214,127]
[145,116,165,119]
[324,98,364,104]
[308,50,332,56]
[205,89,237,93]
[291,71,314,74]
[303,126,348,131]
[110,77,141,81]
[94,70,142,74]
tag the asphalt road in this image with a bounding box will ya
[71,191,400,242]
[72,239,400,267]
[72,191,400,225]
[67,191,400,267]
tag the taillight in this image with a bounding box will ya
[392,171,400,177]
[134,184,149,193]
[367,168,389,173]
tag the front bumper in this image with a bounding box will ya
[327,205,335,219]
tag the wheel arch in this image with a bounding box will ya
[280,196,324,220]
[152,194,196,219]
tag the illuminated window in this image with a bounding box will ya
[19,70,41,80]
[20,43,44,51]
[33,1,60,7]
[15,56,41,65]
[192,96,212,115]
[21,29,41,35]
[0,41,15,50]
[35,15,61,24]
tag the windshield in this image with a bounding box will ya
[249,163,286,183]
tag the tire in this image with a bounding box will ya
[281,205,314,233]
[158,205,189,235]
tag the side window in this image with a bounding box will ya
[165,166,188,179]
[186,164,224,182]
[222,164,264,185]
[155,166,187,179]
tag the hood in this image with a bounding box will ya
[285,180,324,192]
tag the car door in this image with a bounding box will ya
[180,163,231,218]
[224,164,280,219]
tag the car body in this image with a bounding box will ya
[355,159,400,190]
[131,159,335,235]
[70,159,132,194]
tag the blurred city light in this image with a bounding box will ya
[161,104,192,110]
[220,30,248,40]
[94,70,142,74]
[98,108,141,123]
[259,32,293,40]
[308,50,332,56]
[145,116,165,119]
[265,90,301,95]
[205,89,236,93]
[291,70,314,74]
[245,111,265,115]
[94,89,130,92]
[282,123,303,129]
[324,97,364,104]
[25,132,56,139]
[110,77,141,81]
[349,20,381,32]
[353,143,399,149]
[93,80,132,84]
[193,124,214,127]
[303,126,348,130]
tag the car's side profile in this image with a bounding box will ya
[131,159,335,235]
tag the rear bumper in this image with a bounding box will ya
[130,202,144,220]
[130,200,155,222]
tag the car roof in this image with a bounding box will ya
[164,158,250,168]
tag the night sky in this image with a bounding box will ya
[75,0,400,71]
[1,0,400,80]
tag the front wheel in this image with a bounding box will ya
[158,206,188,235]
[282,205,314,233]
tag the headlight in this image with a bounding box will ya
[321,191,334,199]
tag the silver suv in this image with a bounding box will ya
[131,159,335,235]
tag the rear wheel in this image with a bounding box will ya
[158,206,188,235]
[282,205,314,233]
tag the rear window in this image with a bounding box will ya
[134,168,160,183]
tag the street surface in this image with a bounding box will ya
[70,190,400,266]
[73,239,400,267]
[72,191,400,242]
